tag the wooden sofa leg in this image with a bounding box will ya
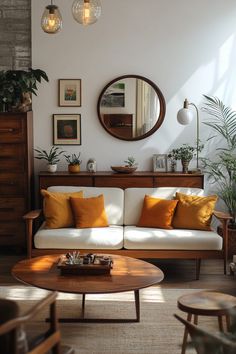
[196,259,201,280]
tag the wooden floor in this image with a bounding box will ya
[0,254,235,295]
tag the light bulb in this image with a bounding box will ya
[41,3,62,34]
[72,0,102,26]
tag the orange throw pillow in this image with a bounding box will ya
[137,195,178,229]
[70,194,109,228]
[41,189,83,229]
[172,192,218,230]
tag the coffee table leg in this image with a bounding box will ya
[181,313,192,354]
[134,290,140,322]
[82,294,86,319]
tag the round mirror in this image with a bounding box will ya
[97,75,166,141]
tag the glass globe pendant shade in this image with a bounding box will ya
[72,0,102,26]
[177,107,194,125]
[41,2,62,34]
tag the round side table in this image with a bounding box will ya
[177,291,236,354]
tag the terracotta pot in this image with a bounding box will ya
[68,164,80,173]
[181,159,190,173]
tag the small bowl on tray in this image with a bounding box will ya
[110,166,137,174]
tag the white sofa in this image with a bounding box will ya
[24,186,230,279]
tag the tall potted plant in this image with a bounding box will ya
[201,95,236,230]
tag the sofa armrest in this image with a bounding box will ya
[23,209,42,220]
[23,209,43,259]
[213,210,232,275]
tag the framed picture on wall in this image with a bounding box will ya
[58,79,81,107]
[153,154,167,172]
[53,114,81,145]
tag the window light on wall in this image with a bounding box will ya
[41,0,102,34]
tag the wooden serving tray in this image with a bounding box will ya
[57,255,113,275]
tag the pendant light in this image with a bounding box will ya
[72,0,102,26]
[41,0,62,34]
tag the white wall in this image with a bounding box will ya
[32,0,236,173]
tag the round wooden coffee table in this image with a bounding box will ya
[12,254,164,323]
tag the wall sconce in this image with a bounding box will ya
[177,98,200,170]
[72,0,102,25]
[41,0,62,34]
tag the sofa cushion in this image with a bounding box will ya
[47,186,124,225]
[173,192,218,230]
[41,189,83,229]
[124,226,223,250]
[34,224,123,249]
[124,187,204,225]
[137,196,178,229]
[70,195,108,228]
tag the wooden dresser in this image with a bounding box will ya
[39,171,204,190]
[0,111,33,249]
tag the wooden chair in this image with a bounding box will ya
[0,291,74,354]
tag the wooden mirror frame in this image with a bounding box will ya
[97,75,166,141]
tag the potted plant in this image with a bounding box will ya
[169,144,196,173]
[201,95,236,231]
[64,153,82,173]
[124,156,138,168]
[0,68,49,112]
[34,146,64,172]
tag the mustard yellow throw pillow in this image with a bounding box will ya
[172,192,218,230]
[70,194,109,228]
[41,189,83,229]
[137,195,178,229]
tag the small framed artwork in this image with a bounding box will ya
[153,154,167,172]
[53,114,81,145]
[58,79,81,107]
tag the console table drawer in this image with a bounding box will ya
[39,176,93,190]
[94,176,153,189]
[154,176,203,188]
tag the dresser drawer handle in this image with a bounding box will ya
[0,128,15,132]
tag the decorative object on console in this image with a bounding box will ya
[153,154,167,172]
[167,153,177,172]
[169,144,197,173]
[97,75,166,141]
[72,0,102,26]
[53,114,81,145]
[64,152,82,173]
[177,98,201,171]
[0,69,48,112]
[34,146,65,173]
[41,0,63,34]
[111,156,138,174]
[58,79,81,107]
[86,158,97,172]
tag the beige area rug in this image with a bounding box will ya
[0,285,220,354]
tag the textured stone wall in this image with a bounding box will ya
[0,0,31,70]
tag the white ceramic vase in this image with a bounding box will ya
[47,164,57,173]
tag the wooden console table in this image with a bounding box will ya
[39,171,204,190]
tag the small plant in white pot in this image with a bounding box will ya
[64,153,82,173]
[34,146,65,172]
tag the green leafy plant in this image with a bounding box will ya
[201,95,236,227]
[169,144,197,162]
[64,153,82,166]
[124,156,137,167]
[0,68,49,111]
[34,146,65,165]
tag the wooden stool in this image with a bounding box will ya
[177,291,236,354]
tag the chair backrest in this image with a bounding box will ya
[0,292,61,354]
